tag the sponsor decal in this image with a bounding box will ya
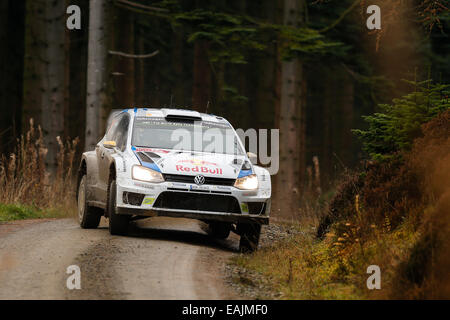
[176,165,223,175]
[238,169,253,178]
[243,192,257,196]
[133,182,155,189]
[143,197,155,205]
[141,161,161,172]
[241,203,249,213]
[177,159,218,166]
[171,182,187,188]
[214,185,231,191]
[132,146,170,154]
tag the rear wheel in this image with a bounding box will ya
[208,222,231,239]
[238,223,261,253]
[108,179,129,235]
[78,175,101,229]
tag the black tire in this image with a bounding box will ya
[78,175,101,229]
[208,222,231,239]
[107,179,129,235]
[238,223,261,253]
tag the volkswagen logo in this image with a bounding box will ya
[194,175,205,185]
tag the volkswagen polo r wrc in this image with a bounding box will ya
[77,108,271,252]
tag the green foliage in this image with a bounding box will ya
[0,203,43,221]
[172,8,343,65]
[353,80,450,160]
[221,85,248,103]
[137,0,347,64]
[0,203,69,221]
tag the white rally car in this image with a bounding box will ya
[77,108,271,252]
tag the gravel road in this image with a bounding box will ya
[0,217,241,300]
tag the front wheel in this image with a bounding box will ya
[238,223,261,253]
[78,175,101,229]
[107,179,129,235]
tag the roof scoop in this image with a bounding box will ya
[162,108,202,122]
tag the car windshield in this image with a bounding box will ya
[132,117,244,155]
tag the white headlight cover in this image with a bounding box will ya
[234,174,258,190]
[132,165,164,183]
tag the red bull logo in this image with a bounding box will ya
[175,165,223,175]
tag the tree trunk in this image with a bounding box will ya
[321,69,333,186]
[85,0,109,151]
[192,40,212,112]
[66,0,89,147]
[0,0,25,155]
[135,26,145,106]
[113,8,135,108]
[339,69,354,167]
[249,0,277,130]
[23,0,66,171]
[273,0,306,218]
[171,26,185,107]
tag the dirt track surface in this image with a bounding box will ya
[0,217,241,300]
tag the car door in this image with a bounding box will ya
[96,114,123,202]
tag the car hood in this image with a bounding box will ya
[131,146,252,179]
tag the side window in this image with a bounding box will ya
[105,115,122,142]
[113,115,130,151]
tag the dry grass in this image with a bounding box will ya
[0,119,79,220]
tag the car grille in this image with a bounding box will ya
[163,174,235,186]
[153,191,241,213]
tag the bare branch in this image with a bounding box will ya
[108,50,160,59]
[319,0,360,33]
[115,0,169,13]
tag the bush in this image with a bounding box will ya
[360,158,422,229]
[390,110,450,299]
[316,170,364,238]
[317,110,450,298]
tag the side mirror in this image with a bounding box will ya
[103,140,116,149]
[247,152,257,165]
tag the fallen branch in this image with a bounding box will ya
[108,50,159,59]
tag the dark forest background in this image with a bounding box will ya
[0,0,449,216]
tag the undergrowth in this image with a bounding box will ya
[233,88,449,299]
[0,119,79,221]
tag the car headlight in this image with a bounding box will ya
[132,165,164,183]
[234,174,258,190]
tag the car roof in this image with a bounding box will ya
[120,107,229,124]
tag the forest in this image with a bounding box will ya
[0,0,449,299]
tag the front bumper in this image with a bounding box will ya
[114,176,271,224]
[116,206,269,224]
